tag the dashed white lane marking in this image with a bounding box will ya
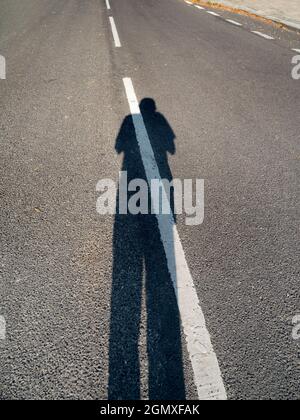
[105,0,111,10]
[251,31,274,40]
[185,1,193,5]
[109,16,121,48]
[206,11,220,17]
[122,77,227,401]
[195,5,205,9]
[292,49,300,53]
[226,19,242,27]
[0,316,6,340]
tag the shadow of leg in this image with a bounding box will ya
[108,212,143,400]
[142,214,186,400]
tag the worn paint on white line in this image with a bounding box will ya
[105,0,111,10]
[109,16,121,48]
[226,19,242,26]
[0,316,6,340]
[122,77,227,401]
[251,31,274,40]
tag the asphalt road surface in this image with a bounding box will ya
[0,0,299,400]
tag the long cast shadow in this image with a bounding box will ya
[108,99,185,400]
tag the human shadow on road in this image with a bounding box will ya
[108,98,185,400]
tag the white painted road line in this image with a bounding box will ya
[0,316,6,340]
[226,19,242,27]
[109,16,121,48]
[123,77,227,401]
[105,0,111,10]
[292,49,300,53]
[195,5,205,10]
[206,11,220,17]
[185,1,193,5]
[251,31,274,40]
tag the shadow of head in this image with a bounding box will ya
[140,98,156,115]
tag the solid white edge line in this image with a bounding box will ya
[122,77,227,401]
[225,19,242,27]
[109,16,121,48]
[251,31,274,40]
[105,0,111,10]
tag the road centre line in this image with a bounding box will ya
[122,77,227,401]
[105,0,111,10]
[109,16,121,48]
